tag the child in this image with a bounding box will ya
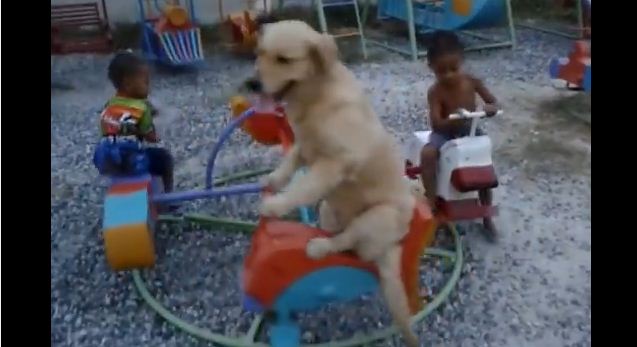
[420,31,499,240]
[98,51,174,194]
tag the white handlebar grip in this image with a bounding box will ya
[448,109,503,119]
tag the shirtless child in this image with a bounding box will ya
[420,30,500,241]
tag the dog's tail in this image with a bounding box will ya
[377,245,420,347]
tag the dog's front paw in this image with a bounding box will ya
[259,195,292,217]
[260,172,288,192]
[306,238,333,259]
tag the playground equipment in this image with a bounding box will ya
[315,0,368,59]
[98,99,463,346]
[218,0,269,56]
[102,175,158,269]
[228,95,316,225]
[225,11,259,55]
[549,40,590,92]
[137,0,204,67]
[359,0,516,61]
[404,109,501,223]
[229,95,294,146]
[582,0,590,38]
[51,1,113,54]
[242,195,435,346]
[271,0,368,59]
[517,0,590,39]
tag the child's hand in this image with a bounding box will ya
[144,131,159,143]
[149,102,159,117]
[483,104,499,117]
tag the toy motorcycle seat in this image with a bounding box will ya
[451,166,499,192]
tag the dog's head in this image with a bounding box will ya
[244,20,338,100]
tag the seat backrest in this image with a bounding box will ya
[51,3,103,27]
[400,201,436,313]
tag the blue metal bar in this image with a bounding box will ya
[205,109,257,189]
[138,0,156,61]
[189,0,197,24]
[152,182,263,204]
[137,0,146,22]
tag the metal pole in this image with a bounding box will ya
[405,0,418,61]
[316,0,328,33]
[515,0,583,40]
[138,0,146,22]
[189,0,197,23]
[577,0,586,38]
[460,30,498,41]
[361,0,371,27]
[152,183,264,204]
[366,39,414,57]
[505,0,517,48]
[352,0,368,59]
[205,109,256,189]
[217,0,224,21]
[463,40,514,52]
[101,0,109,23]
[516,23,579,39]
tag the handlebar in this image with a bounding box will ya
[448,109,503,120]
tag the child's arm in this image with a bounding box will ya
[138,108,159,142]
[473,77,499,116]
[428,88,465,133]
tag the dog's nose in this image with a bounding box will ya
[244,78,263,93]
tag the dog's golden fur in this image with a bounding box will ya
[254,20,419,346]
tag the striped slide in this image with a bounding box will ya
[158,27,204,65]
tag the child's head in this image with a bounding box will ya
[426,31,464,85]
[108,51,150,99]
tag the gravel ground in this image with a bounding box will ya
[51,27,590,347]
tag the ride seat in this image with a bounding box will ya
[450,166,499,192]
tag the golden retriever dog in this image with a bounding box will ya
[247,20,419,346]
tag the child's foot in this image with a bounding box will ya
[481,217,498,243]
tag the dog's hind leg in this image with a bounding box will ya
[306,203,418,345]
[306,204,403,260]
[306,227,357,260]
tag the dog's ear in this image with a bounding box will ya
[309,33,338,74]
